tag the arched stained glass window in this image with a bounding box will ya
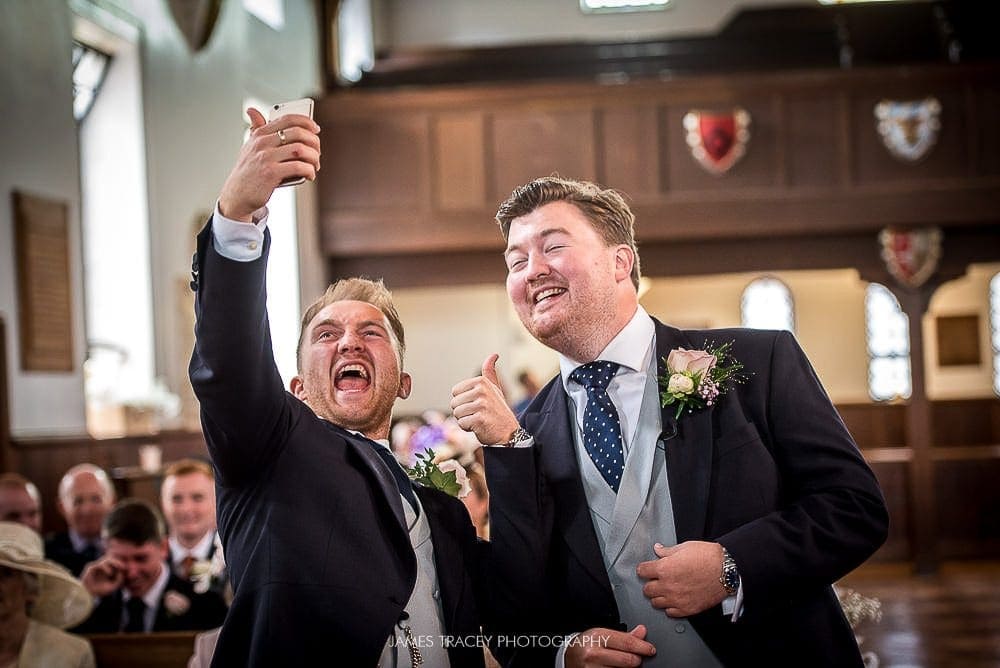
[741,277,795,332]
[866,283,912,400]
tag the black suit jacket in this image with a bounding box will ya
[73,570,228,633]
[189,223,485,667]
[485,319,889,667]
[44,532,99,577]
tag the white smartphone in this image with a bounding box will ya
[268,97,315,187]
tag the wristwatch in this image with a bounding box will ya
[720,547,739,596]
[502,427,531,447]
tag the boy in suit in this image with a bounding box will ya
[75,499,227,633]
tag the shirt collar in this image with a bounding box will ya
[123,559,170,611]
[559,305,654,390]
[68,530,101,553]
[169,531,215,563]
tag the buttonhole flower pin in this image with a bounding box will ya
[405,448,471,498]
[163,590,191,617]
[659,341,746,419]
[189,535,227,595]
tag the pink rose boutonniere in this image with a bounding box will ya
[659,341,746,419]
[163,590,191,617]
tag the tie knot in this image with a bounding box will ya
[570,361,620,391]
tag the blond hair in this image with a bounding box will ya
[296,277,406,371]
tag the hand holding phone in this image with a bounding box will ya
[268,97,315,187]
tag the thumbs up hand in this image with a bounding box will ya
[451,353,521,446]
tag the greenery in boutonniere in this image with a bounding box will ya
[659,341,746,419]
[405,448,471,498]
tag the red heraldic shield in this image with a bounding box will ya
[878,227,943,289]
[683,108,751,175]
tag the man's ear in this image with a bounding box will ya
[614,245,635,283]
[397,372,412,400]
[290,376,306,400]
[158,537,169,561]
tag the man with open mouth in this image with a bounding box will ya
[189,105,485,667]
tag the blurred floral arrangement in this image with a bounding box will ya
[392,410,480,467]
[834,585,883,668]
[394,411,479,498]
[835,586,883,628]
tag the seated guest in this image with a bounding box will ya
[75,499,228,633]
[45,463,116,576]
[0,473,43,533]
[160,459,229,600]
[0,521,95,667]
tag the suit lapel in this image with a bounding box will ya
[328,423,408,531]
[654,319,715,543]
[524,382,611,591]
[415,488,464,632]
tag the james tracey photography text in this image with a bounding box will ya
[389,634,611,649]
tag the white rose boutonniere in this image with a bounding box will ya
[189,535,227,595]
[659,341,746,419]
[163,590,191,617]
[405,448,471,498]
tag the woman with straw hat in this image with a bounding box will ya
[0,521,95,667]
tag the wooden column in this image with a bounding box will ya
[895,287,936,574]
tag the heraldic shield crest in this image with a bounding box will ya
[879,227,943,289]
[167,0,223,52]
[874,97,941,163]
[683,108,751,175]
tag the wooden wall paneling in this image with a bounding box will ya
[786,93,841,188]
[869,461,912,561]
[431,112,488,212]
[932,399,1000,447]
[13,431,208,533]
[975,83,1000,176]
[317,65,1000,259]
[330,248,506,289]
[12,191,74,371]
[597,105,662,198]
[852,85,968,184]
[491,109,598,201]
[663,97,779,193]
[838,403,908,448]
[933,457,1000,558]
[320,114,431,253]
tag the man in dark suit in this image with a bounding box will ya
[160,459,228,601]
[188,107,485,666]
[45,463,116,577]
[75,499,227,633]
[451,176,889,667]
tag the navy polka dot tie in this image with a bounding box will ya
[571,361,625,493]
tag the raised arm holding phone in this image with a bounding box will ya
[189,103,485,667]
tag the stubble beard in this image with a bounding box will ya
[524,290,619,363]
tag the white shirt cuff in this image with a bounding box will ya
[555,633,578,668]
[487,435,534,448]
[212,202,268,262]
[721,579,744,622]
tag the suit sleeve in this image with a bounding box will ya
[483,446,562,666]
[718,330,889,614]
[188,219,293,487]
